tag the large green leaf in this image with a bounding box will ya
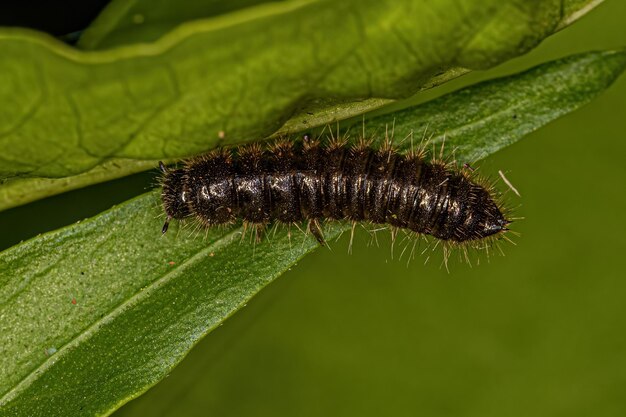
[0,0,604,211]
[0,0,580,180]
[1,49,624,212]
[79,0,606,133]
[0,192,346,417]
[77,0,607,136]
[1,48,625,416]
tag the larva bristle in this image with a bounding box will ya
[160,135,514,254]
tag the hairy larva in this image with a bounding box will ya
[159,135,512,254]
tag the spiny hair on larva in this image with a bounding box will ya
[159,133,514,260]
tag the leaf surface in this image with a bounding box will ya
[0,1,607,210]
[0,0,577,180]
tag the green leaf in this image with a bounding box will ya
[77,0,606,135]
[1,47,623,213]
[0,192,345,416]
[0,1,604,211]
[0,0,579,180]
[1,48,625,416]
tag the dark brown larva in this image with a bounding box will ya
[160,137,510,245]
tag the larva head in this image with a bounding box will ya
[429,168,511,243]
[463,185,510,241]
[160,162,191,234]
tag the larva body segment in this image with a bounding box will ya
[160,139,510,243]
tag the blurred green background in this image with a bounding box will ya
[1,2,626,416]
